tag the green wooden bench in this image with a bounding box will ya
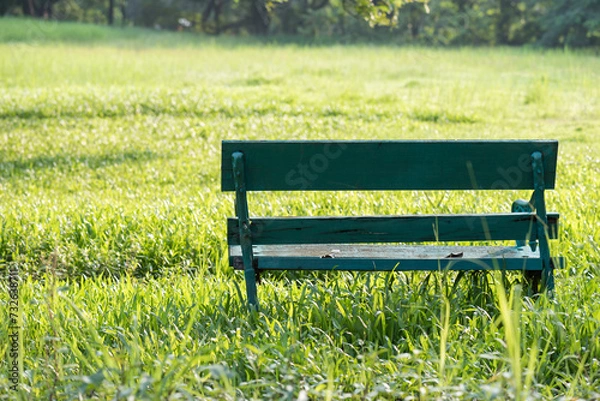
[221,140,563,309]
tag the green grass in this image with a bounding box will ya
[1,19,600,400]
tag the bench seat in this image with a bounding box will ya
[230,244,564,272]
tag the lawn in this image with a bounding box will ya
[1,18,600,400]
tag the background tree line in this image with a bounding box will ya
[1,0,599,47]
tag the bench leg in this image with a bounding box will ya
[232,151,260,311]
[541,259,555,295]
[243,265,259,310]
[525,270,541,296]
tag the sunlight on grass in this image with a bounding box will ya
[0,19,600,400]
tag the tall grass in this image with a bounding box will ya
[1,19,600,400]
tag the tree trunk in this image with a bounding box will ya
[44,0,53,18]
[249,0,269,35]
[108,0,115,25]
[496,0,513,45]
[121,3,127,26]
[215,0,221,34]
[23,0,35,16]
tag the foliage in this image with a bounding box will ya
[539,0,600,47]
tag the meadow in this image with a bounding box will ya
[1,18,600,400]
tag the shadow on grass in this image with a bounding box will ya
[0,149,161,179]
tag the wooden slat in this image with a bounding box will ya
[221,140,558,191]
[229,244,565,272]
[227,213,559,245]
[258,258,540,271]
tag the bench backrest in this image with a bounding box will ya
[223,140,559,246]
[221,140,558,192]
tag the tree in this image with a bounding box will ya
[20,0,61,17]
[1,0,20,15]
[539,0,600,47]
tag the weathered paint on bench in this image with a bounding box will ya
[229,244,566,272]
[221,140,562,309]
